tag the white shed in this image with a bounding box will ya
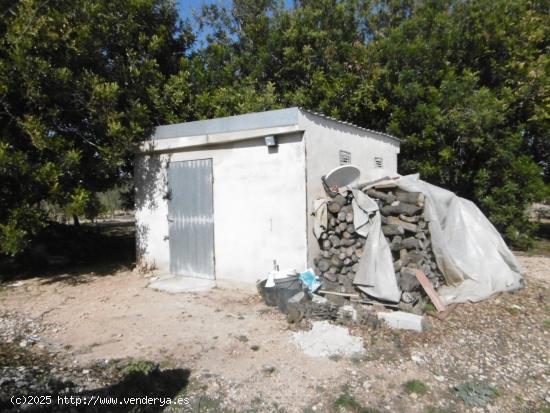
[135,107,400,289]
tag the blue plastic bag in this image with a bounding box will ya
[299,268,322,293]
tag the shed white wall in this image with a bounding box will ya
[135,133,308,288]
[299,112,400,266]
[135,154,170,271]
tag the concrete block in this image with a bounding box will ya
[377,311,426,332]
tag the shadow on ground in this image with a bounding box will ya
[0,344,190,413]
[0,369,191,413]
[0,220,136,283]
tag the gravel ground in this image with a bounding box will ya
[0,255,548,413]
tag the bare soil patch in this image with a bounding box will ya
[0,256,548,412]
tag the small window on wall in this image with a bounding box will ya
[374,157,383,168]
[339,150,351,165]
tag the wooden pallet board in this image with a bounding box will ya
[414,269,447,312]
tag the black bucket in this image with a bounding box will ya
[257,279,277,307]
[274,275,302,313]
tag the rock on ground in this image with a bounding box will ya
[291,320,365,358]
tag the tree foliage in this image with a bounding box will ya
[193,0,549,248]
[0,0,192,254]
[369,0,549,246]
[0,0,548,255]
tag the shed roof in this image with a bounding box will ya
[151,107,399,143]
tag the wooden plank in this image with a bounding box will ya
[318,290,360,298]
[350,299,399,309]
[414,269,447,312]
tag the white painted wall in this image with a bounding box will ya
[135,154,170,271]
[136,109,401,287]
[135,133,308,288]
[299,112,400,266]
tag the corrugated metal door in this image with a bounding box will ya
[167,159,214,279]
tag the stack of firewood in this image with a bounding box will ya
[313,191,363,295]
[313,182,446,313]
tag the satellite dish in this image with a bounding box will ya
[323,165,361,188]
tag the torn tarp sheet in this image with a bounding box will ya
[397,174,524,304]
[351,189,401,303]
[313,174,524,305]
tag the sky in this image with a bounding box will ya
[176,0,229,21]
[176,0,293,48]
[176,0,229,47]
[176,0,293,19]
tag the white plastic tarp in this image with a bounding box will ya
[351,189,401,302]
[396,174,524,304]
[312,174,524,305]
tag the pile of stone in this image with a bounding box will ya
[313,191,364,295]
[313,182,446,313]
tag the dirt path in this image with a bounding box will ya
[1,256,549,412]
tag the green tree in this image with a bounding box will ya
[368,0,549,246]
[2,0,547,254]
[196,0,548,247]
[188,0,286,118]
[0,0,193,254]
[193,0,387,121]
